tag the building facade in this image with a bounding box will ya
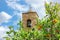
[22,10,39,31]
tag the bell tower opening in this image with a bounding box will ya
[27,19,31,27]
[22,5,39,30]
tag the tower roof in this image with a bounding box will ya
[28,6,33,12]
[22,5,39,17]
[28,5,36,13]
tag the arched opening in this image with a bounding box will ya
[27,19,31,27]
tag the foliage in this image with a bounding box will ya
[5,2,60,40]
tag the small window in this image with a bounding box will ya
[27,19,31,27]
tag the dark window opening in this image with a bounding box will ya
[27,19,31,27]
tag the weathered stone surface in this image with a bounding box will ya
[22,11,39,30]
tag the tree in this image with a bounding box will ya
[5,2,60,40]
[44,2,60,40]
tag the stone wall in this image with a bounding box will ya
[22,12,38,30]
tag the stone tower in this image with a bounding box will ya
[22,8,39,30]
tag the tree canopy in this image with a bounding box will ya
[5,2,60,40]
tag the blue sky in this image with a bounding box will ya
[0,0,45,31]
[0,0,60,40]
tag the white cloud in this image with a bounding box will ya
[0,11,12,24]
[25,0,46,19]
[6,0,20,2]
[46,0,60,4]
[25,0,44,5]
[25,0,60,19]
[6,0,46,19]
[6,0,29,22]
[6,0,29,12]
[6,0,60,19]
[0,26,9,40]
[6,0,51,19]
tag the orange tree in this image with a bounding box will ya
[4,2,60,40]
[43,2,60,40]
[4,21,44,40]
[34,2,60,40]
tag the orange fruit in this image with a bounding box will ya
[38,25,42,30]
[52,19,58,24]
[46,34,51,37]
[56,30,59,33]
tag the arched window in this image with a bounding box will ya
[27,19,31,27]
